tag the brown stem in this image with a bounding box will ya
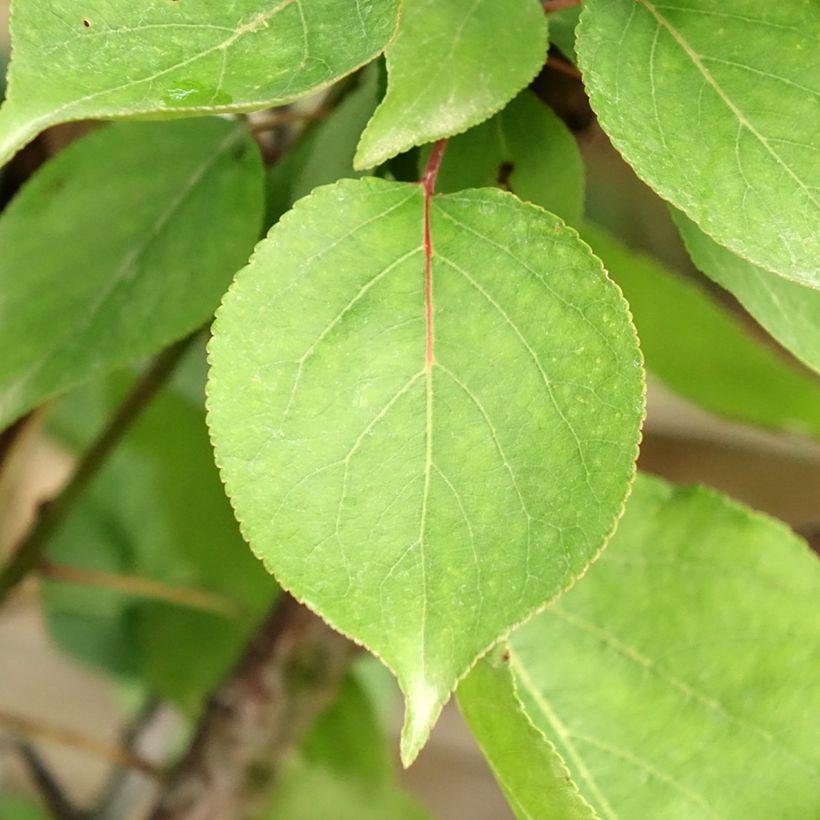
[0,708,160,777]
[149,594,356,820]
[547,54,582,79]
[16,741,81,820]
[542,0,581,11]
[38,561,242,618]
[0,333,198,606]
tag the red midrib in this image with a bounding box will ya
[421,140,447,372]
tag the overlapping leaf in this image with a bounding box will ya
[582,224,820,439]
[509,473,820,819]
[578,0,820,286]
[458,648,598,819]
[674,210,820,376]
[0,0,400,166]
[428,91,584,225]
[0,119,263,430]
[354,0,548,169]
[207,178,644,764]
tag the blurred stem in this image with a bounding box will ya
[149,594,357,820]
[0,708,160,777]
[37,561,242,618]
[0,333,198,607]
[542,0,581,11]
[17,740,81,820]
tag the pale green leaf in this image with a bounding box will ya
[577,0,820,287]
[427,91,584,225]
[673,210,820,377]
[354,0,548,169]
[582,223,820,439]
[266,67,380,225]
[458,648,599,820]
[509,472,820,820]
[0,119,263,431]
[0,0,399,166]
[43,354,273,708]
[207,178,644,764]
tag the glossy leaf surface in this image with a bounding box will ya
[510,473,820,820]
[0,119,263,430]
[354,0,548,169]
[578,0,820,286]
[674,210,820,376]
[458,648,598,819]
[0,0,399,166]
[207,178,644,764]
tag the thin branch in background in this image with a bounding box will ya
[37,561,242,618]
[249,106,331,134]
[542,0,581,11]
[149,594,357,820]
[0,332,199,606]
[0,708,161,778]
[16,740,82,820]
[547,54,582,79]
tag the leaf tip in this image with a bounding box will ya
[399,676,445,768]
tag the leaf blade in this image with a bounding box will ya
[577,0,820,286]
[207,178,644,764]
[354,0,548,169]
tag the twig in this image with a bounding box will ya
[542,0,581,11]
[0,333,198,606]
[17,740,82,820]
[547,54,582,79]
[0,708,161,778]
[148,594,356,820]
[38,561,242,618]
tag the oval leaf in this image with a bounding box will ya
[0,0,399,166]
[207,178,644,764]
[354,0,548,169]
[0,119,263,430]
[458,648,599,819]
[577,0,820,287]
[509,473,820,820]
[673,210,820,377]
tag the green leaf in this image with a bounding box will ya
[354,0,548,169]
[673,210,820,377]
[0,796,49,820]
[577,0,820,287]
[582,223,820,439]
[207,178,644,764]
[426,91,584,225]
[458,648,599,819]
[0,119,263,431]
[43,354,273,708]
[0,0,400,166]
[509,472,820,820]
[266,67,380,225]
[548,6,581,63]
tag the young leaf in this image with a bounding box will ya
[0,119,263,431]
[0,0,400,166]
[582,224,820,440]
[207,178,644,765]
[509,473,820,820]
[354,0,548,169]
[457,648,598,819]
[427,91,585,225]
[577,0,820,287]
[673,210,820,377]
